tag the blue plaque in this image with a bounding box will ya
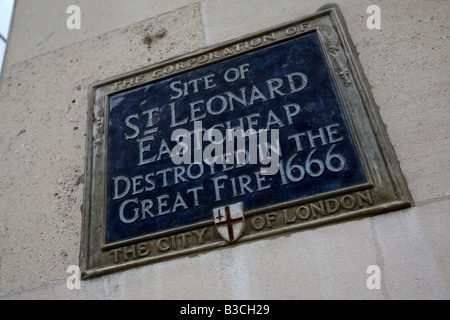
[106,32,366,245]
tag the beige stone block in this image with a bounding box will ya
[372,199,450,299]
[201,0,376,45]
[2,216,383,299]
[354,1,450,203]
[0,3,204,297]
[6,0,199,66]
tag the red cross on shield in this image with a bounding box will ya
[213,203,245,243]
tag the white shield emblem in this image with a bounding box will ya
[213,203,245,243]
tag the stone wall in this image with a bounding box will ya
[0,0,449,299]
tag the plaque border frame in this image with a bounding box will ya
[80,5,412,279]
